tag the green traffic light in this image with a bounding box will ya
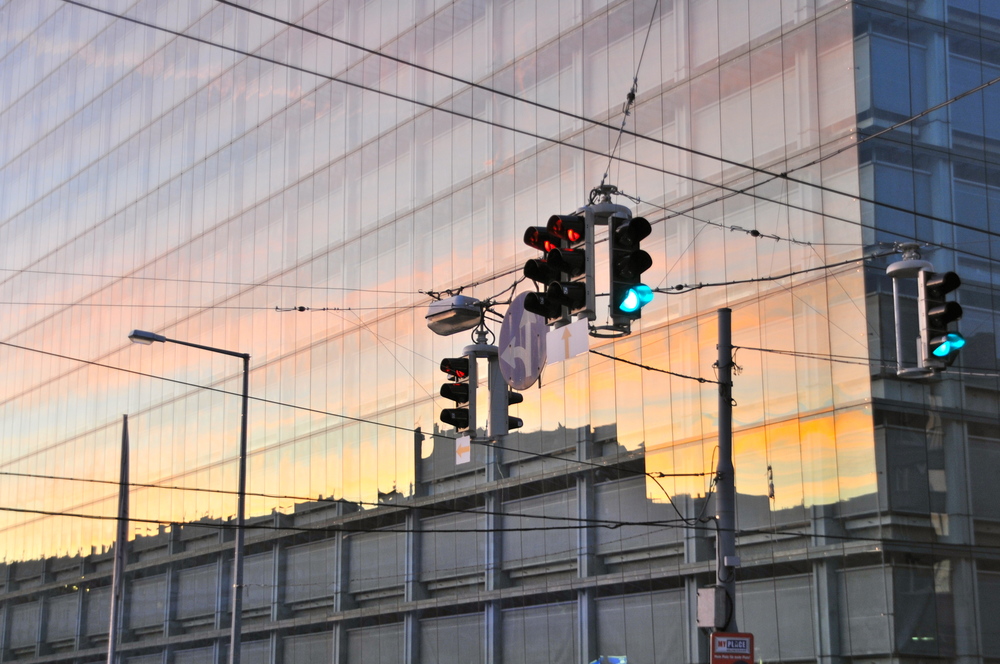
[618,284,654,313]
[931,332,965,357]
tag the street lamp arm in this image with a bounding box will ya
[128,329,250,360]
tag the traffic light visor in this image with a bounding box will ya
[926,271,961,297]
[611,216,651,248]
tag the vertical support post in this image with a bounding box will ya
[332,508,352,664]
[482,348,505,664]
[715,308,738,632]
[404,505,424,664]
[229,354,250,664]
[107,414,130,664]
[576,427,599,663]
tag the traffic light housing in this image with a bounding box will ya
[523,213,595,324]
[608,214,653,324]
[918,270,964,369]
[440,356,473,431]
[506,389,524,431]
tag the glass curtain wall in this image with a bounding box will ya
[856,0,1000,657]
[0,0,865,560]
[17,0,997,661]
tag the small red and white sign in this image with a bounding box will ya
[711,633,753,664]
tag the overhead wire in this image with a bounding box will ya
[212,0,1000,242]
[0,469,682,531]
[0,504,685,535]
[0,267,425,295]
[52,0,1000,258]
[12,0,992,338]
[0,339,706,492]
[7,502,1000,558]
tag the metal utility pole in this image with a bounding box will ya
[107,415,130,664]
[715,308,738,631]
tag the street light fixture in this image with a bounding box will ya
[128,329,250,664]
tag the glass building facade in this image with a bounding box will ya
[0,0,997,661]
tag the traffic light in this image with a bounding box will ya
[608,214,653,323]
[440,356,473,431]
[918,270,964,369]
[523,213,595,324]
[506,389,524,431]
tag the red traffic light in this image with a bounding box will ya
[440,357,469,380]
[547,214,585,243]
[523,226,559,253]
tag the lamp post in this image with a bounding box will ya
[128,329,250,664]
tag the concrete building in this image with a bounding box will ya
[0,0,998,662]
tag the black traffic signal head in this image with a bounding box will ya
[506,390,523,430]
[920,270,964,369]
[439,356,473,432]
[609,215,653,322]
[523,212,594,324]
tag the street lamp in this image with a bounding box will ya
[128,329,250,664]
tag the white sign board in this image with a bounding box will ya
[546,318,589,363]
[455,435,471,465]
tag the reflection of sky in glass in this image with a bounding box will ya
[0,1,880,560]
